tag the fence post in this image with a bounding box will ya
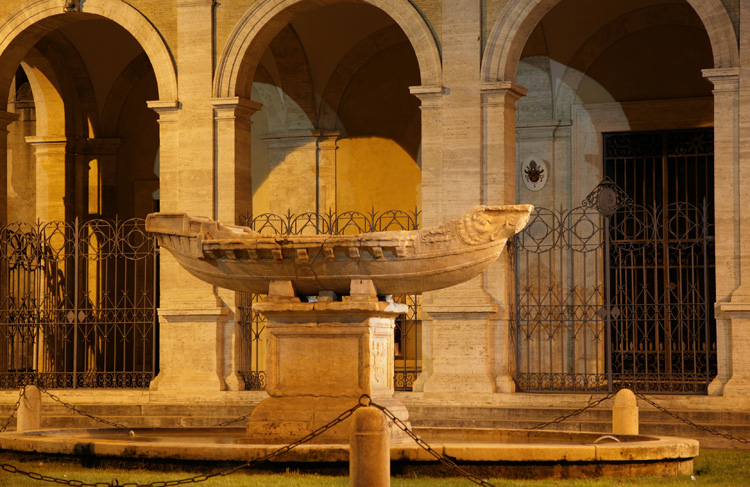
[350,406,390,487]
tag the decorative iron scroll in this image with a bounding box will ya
[0,218,158,389]
[237,209,422,391]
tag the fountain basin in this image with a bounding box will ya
[0,426,698,479]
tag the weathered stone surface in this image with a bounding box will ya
[146,204,533,296]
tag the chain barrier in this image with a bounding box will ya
[526,392,616,430]
[36,384,132,431]
[0,398,364,487]
[0,387,24,433]
[367,397,497,487]
[635,392,749,445]
[211,411,253,428]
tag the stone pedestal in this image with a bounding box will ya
[241,280,409,444]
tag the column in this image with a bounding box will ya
[83,137,122,217]
[262,130,340,215]
[417,1,506,396]
[705,68,745,395]
[213,96,262,391]
[482,83,527,392]
[151,0,228,393]
[25,136,67,222]
[712,0,750,396]
[408,86,443,391]
[316,131,340,214]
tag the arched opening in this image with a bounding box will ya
[506,0,722,393]
[246,2,422,216]
[0,9,167,389]
[219,0,431,391]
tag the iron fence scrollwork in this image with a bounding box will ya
[0,218,158,390]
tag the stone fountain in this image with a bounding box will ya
[0,204,701,480]
[145,204,535,443]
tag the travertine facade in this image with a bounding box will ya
[0,0,748,413]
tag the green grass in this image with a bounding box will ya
[0,449,748,486]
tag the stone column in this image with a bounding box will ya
[316,132,340,214]
[703,68,739,395]
[147,3,230,393]
[416,1,510,396]
[25,136,67,222]
[0,110,19,222]
[712,0,750,396]
[408,86,443,392]
[482,82,527,393]
[212,96,262,392]
[83,137,122,217]
[262,130,340,215]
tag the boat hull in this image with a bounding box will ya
[146,205,533,296]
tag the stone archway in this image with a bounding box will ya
[0,0,177,102]
[214,0,441,99]
[481,0,738,82]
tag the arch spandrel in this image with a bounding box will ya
[482,0,738,83]
[214,0,441,99]
[0,0,177,102]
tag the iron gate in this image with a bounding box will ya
[0,218,158,389]
[513,179,716,393]
[237,210,422,391]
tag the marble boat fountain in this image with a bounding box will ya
[0,204,700,479]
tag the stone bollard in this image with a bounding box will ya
[17,385,42,432]
[350,406,390,487]
[612,388,638,435]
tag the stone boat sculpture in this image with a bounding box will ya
[145,204,534,296]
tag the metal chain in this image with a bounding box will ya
[212,411,253,428]
[0,399,365,487]
[526,392,616,430]
[368,397,497,487]
[0,387,24,433]
[36,385,132,431]
[635,392,749,445]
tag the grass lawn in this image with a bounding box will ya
[0,449,748,486]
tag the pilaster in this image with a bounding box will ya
[703,68,739,395]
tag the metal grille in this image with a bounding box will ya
[604,129,716,393]
[0,218,158,389]
[514,175,716,393]
[237,209,422,391]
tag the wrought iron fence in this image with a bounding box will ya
[512,180,716,393]
[0,218,158,389]
[237,209,422,391]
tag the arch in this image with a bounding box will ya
[482,0,738,82]
[0,0,177,102]
[318,24,408,130]
[550,4,711,119]
[214,0,441,99]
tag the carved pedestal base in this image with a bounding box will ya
[241,280,410,444]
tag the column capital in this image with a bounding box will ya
[147,100,181,123]
[409,85,445,109]
[212,97,263,121]
[0,110,19,132]
[702,67,740,92]
[480,81,528,105]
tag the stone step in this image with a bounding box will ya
[2,402,748,449]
